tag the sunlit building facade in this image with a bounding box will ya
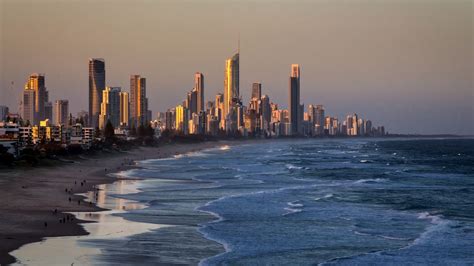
[223,52,239,130]
[89,58,106,128]
[130,75,148,128]
[194,72,204,114]
[54,100,69,126]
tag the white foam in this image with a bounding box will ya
[286,164,303,170]
[353,178,388,184]
[407,212,452,247]
[219,145,231,151]
[314,193,334,201]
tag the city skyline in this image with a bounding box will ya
[1,0,472,135]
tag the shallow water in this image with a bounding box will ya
[12,138,474,265]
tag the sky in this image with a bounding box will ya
[1,0,473,135]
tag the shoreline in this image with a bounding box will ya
[0,141,230,265]
[2,137,464,264]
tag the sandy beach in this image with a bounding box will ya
[0,141,227,265]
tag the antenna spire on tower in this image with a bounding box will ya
[238,32,240,54]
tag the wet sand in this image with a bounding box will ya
[0,141,227,265]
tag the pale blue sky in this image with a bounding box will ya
[1,0,472,134]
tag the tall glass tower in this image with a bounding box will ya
[223,52,239,126]
[89,58,105,128]
[289,64,300,135]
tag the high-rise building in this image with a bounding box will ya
[22,87,35,125]
[0,106,9,121]
[346,113,359,136]
[189,88,198,115]
[251,82,262,100]
[215,93,224,129]
[44,89,52,122]
[223,52,239,126]
[194,72,204,113]
[130,75,148,127]
[165,109,175,130]
[289,64,301,135]
[99,87,121,129]
[365,120,373,136]
[119,91,130,127]
[24,73,47,125]
[261,95,271,132]
[44,102,53,123]
[315,105,325,135]
[54,100,69,126]
[175,104,188,134]
[89,58,106,128]
[308,104,316,135]
[76,110,89,127]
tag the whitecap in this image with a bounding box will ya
[286,164,303,170]
[353,178,388,184]
[314,193,334,201]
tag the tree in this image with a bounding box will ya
[94,126,101,139]
[0,144,14,166]
[137,124,145,138]
[104,120,115,140]
[130,125,137,136]
[146,124,155,138]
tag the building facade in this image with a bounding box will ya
[89,58,106,128]
[54,100,69,126]
[289,64,301,135]
[130,75,148,128]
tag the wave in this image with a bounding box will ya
[285,164,310,170]
[352,230,411,241]
[219,145,231,151]
[282,200,304,216]
[411,212,451,246]
[353,178,388,184]
[314,193,334,201]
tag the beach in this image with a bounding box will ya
[0,141,226,265]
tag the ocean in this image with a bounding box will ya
[13,138,474,265]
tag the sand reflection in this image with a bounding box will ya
[11,179,166,265]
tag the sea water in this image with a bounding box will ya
[13,138,474,265]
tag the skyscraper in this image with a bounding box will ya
[44,102,53,123]
[223,52,240,127]
[119,91,130,127]
[0,106,9,121]
[261,94,271,132]
[130,75,148,127]
[315,105,325,135]
[194,72,204,114]
[99,87,121,129]
[251,82,262,100]
[54,100,69,126]
[189,88,198,115]
[175,104,187,133]
[22,88,35,125]
[289,64,300,135]
[89,58,106,128]
[25,73,47,125]
[44,90,52,122]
